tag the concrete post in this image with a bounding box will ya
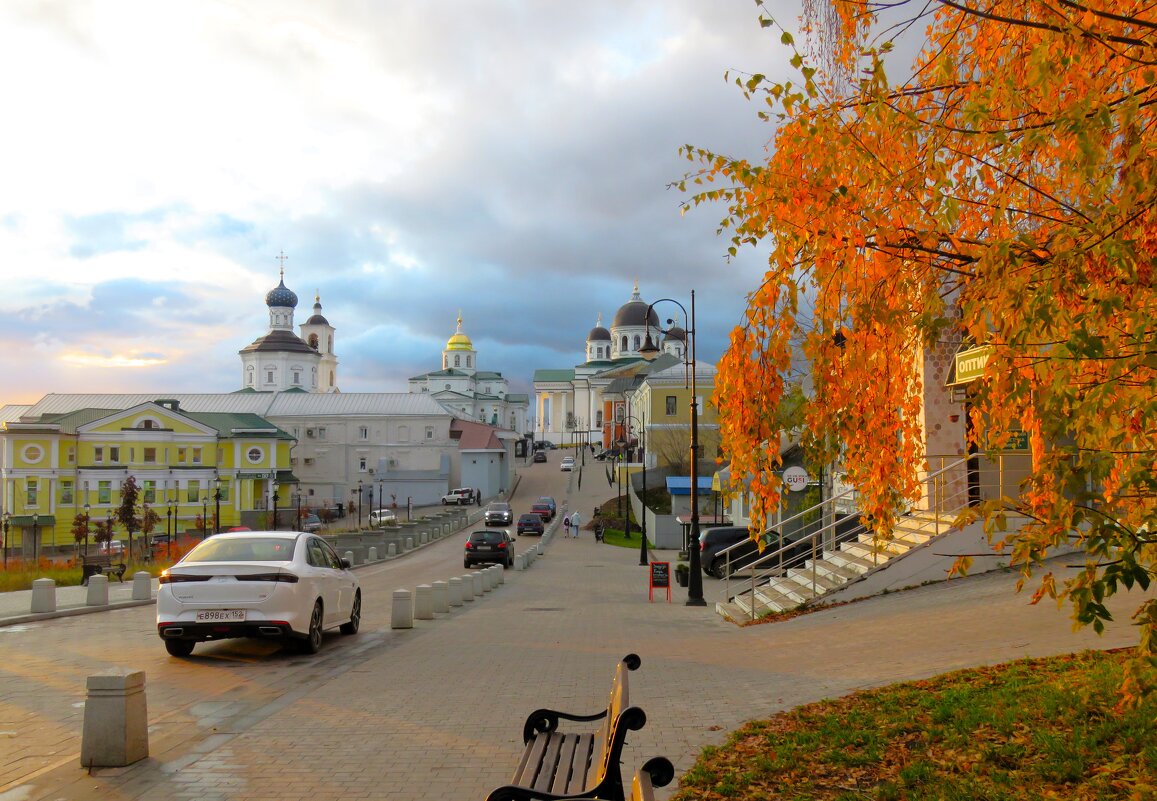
[368,546,378,562]
[405,536,414,551]
[131,571,152,601]
[344,550,355,566]
[391,589,413,629]
[496,564,506,585]
[420,531,428,544]
[431,580,449,614]
[414,584,434,620]
[448,577,464,606]
[30,578,56,614]
[388,542,397,556]
[86,574,110,606]
[515,552,526,570]
[80,669,148,768]
[472,571,484,597]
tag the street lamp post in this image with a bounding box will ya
[165,501,173,560]
[202,496,209,540]
[32,513,39,565]
[357,481,364,529]
[214,477,222,535]
[624,413,648,566]
[640,290,706,606]
[83,503,91,557]
[2,512,10,569]
[377,478,385,515]
[271,484,280,532]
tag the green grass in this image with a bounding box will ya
[0,555,178,591]
[673,648,1157,801]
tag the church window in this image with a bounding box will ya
[596,410,603,426]
[445,383,451,390]
[144,448,157,463]
[293,371,301,385]
[267,370,274,383]
[466,355,472,367]
[327,336,332,351]
[329,371,334,387]
[633,335,641,350]
[60,480,74,505]
[26,479,38,507]
[177,447,186,463]
[98,481,111,504]
[247,373,254,385]
[425,426,434,440]
[621,336,628,351]
[317,427,326,439]
[454,355,460,367]
[309,334,319,350]
[359,426,368,440]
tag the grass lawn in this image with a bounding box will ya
[674,647,1156,800]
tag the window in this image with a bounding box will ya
[666,396,678,416]
[60,480,74,505]
[309,333,319,350]
[293,371,301,385]
[177,447,186,463]
[247,447,263,464]
[26,479,38,507]
[267,370,274,383]
[143,447,157,463]
[399,425,410,442]
[466,356,472,367]
[98,481,111,503]
[143,481,156,503]
[141,419,157,429]
[192,448,202,464]
[316,427,326,440]
[454,355,461,367]
[621,336,628,351]
[109,446,120,463]
[596,411,603,426]
[359,426,369,440]
[633,335,641,350]
[359,457,367,472]
[425,426,434,440]
[94,446,104,464]
[216,482,229,502]
[67,446,76,465]
[188,481,200,503]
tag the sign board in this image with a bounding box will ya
[952,345,993,385]
[783,466,809,492]
[649,561,671,602]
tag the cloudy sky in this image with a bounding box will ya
[1,1,804,407]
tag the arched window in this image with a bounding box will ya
[633,335,641,350]
[308,334,319,350]
[466,355,472,367]
[327,335,332,351]
[621,336,628,351]
[454,355,460,367]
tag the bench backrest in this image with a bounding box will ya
[589,654,646,790]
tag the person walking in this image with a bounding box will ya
[563,515,572,538]
[569,510,582,538]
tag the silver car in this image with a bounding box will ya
[484,502,513,526]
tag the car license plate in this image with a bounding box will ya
[196,610,245,623]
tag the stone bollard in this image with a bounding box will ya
[472,571,485,597]
[368,546,378,561]
[391,589,413,629]
[388,542,397,556]
[431,580,449,614]
[80,669,148,768]
[414,584,434,620]
[131,571,152,601]
[448,576,464,606]
[86,574,110,607]
[460,575,476,602]
[31,578,56,614]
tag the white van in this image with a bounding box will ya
[368,508,397,528]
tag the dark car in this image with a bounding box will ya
[533,450,547,463]
[516,513,545,536]
[536,496,557,520]
[484,502,514,526]
[530,503,553,522]
[699,526,799,579]
[464,529,514,568]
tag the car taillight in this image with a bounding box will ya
[159,573,212,584]
[498,542,508,550]
[247,573,300,583]
[465,542,474,550]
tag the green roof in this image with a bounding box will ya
[534,369,576,382]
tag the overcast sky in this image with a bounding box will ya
[1,1,805,407]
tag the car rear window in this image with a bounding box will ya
[183,537,297,563]
[519,514,541,522]
[470,531,506,544]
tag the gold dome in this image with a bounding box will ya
[445,313,474,351]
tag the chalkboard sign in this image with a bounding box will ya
[649,561,671,602]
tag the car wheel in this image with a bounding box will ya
[340,591,361,635]
[165,639,195,657]
[464,559,471,568]
[712,560,728,579]
[299,601,324,654]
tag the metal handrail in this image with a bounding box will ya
[715,453,1029,620]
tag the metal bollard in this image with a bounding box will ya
[414,584,434,620]
[131,571,152,601]
[448,576,464,606]
[391,588,413,629]
[431,580,449,613]
[81,669,149,768]
[86,574,110,606]
[31,578,56,614]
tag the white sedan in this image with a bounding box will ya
[560,456,575,471]
[156,531,360,657]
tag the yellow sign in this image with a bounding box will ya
[951,345,993,385]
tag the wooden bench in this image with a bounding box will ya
[486,653,647,801]
[628,757,675,801]
[81,553,127,585]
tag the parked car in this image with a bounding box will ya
[464,529,514,568]
[560,456,575,472]
[531,502,554,522]
[700,526,805,579]
[533,450,548,463]
[441,487,475,505]
[156,530,361,657]
[367,508,397,528]
[99,540,126,555]
[484,502,514,526]
[537,496,557,520]
[516,513,545,536]
[299,514,323,533]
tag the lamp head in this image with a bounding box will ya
[638,332,660,360]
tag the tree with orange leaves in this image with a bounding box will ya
[681,0,1156,699]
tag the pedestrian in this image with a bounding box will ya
[475,489,481,506]
[563,515,571,538]
[569,511,582,538]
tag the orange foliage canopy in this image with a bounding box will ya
[682,0,1156,698]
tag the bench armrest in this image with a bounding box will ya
[520,707,606,743]
[639,756,674,788]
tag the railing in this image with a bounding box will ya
[715,452,1032,620]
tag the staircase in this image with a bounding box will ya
[716,458,977,623]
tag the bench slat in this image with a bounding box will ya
[532,733,565,793]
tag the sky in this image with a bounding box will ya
[0,1,808,407]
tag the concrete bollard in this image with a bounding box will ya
[414,584,434,620]
[86,574,110,607]
[420,532,428,544]
[344,550,355,566]
[460,575,476,602]
[31,578,56,614]
[388,542,397,556]
[448,576,464,606]
[405,536,414,551]
[131,571,152,601]
[80,669,148,768]
[487,566,499,590]
[515,552,526,570]
[391,589,413,629]
[368,546,378,562]
[431,580,449,614]
[472,571,485,597]
[496,564,506,585]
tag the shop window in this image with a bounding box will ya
[98,481,111,503]
[60,481,74,505]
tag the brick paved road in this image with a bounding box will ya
[1,461,1150,800]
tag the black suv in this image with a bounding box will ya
[516,513,545,536]
[699,526,803,578]
[464,529,514,568]
[484,502,513,526]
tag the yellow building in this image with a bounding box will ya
[1,399,295,560]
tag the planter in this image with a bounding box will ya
[674,564,690,587]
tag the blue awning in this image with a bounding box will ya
[665,477,714,495]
